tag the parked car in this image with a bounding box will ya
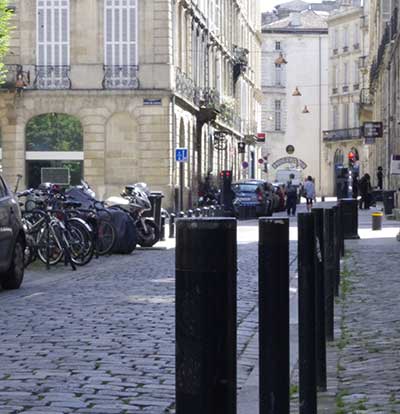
[232,180,274,218]
[0,175,25,289]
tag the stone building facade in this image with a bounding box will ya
[261,10,329,195]
[323,2,370,196]
[0,0,262,209]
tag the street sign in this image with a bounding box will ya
[143,98,162,106]
[362,122,383,138]
[390,155,400,175]
[175,147,188,162]
[257,133,266,142]
[238,142,246,154]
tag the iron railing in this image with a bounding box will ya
[199,87,221,111]
[360,88,372,106]
[175,67,196,102]
[102,65,139,89]
[323,127,362,142]
[35,65,71,89]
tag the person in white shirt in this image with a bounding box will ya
[303,176,316,212]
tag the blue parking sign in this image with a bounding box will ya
[175,147,188,162]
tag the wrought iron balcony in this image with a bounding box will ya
[102,65,139,89]
[35,65,71,89]
[175,67,196,103]
[332,87,338,94]
[199,87,221,111]
[353,43,360,50]
[360,88,372,106]
[353,83,360,91]
[332,48,338,55]
[343,46,349,53]
[358,55,368,69]
[323,127,361,142]
[342,85,349,93]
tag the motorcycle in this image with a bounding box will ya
[105,183,160,248]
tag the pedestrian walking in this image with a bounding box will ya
[286,173,297,216]
[303,176,316,212]
[377,166,383,190]
[359,173,372,209]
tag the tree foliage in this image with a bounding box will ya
[26,113,83,151]
[0,2,13,84]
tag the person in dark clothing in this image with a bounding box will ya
[359,173,372,209]
[377,166,383,190]
[352,172,359,199]
[286,173,297,216]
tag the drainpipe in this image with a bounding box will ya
[387,61,391,189]
[171,0,177,209]
[318,35,322,195]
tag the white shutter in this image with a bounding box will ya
[104,0,138,88]
[36,0,70,88]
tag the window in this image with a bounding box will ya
[353,103,359,127]
[275,41,281,50]
[275,63,282,86]
[36,0,70,88]
[343,103,349,129]
[343,26,349,48]
[333,105,339,129]
[333,28,339,50]
[354,61,359,85]
[332,65,337,88]
[343,62,349,85]
[104,0,138,88]
[274,100,281,131]
[353,24,359,46]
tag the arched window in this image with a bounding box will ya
[25,113,83,188]
[334,148,344,165]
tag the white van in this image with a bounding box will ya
[274,169,303,186]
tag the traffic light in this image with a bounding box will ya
[348,151,356,168]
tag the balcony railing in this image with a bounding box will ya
[175,67,196,103]
[333,48,338,55]
[35,65,71,89]
[342,85,349,93]
[102,65,139,89]
[323,127,361,142]
[360,88,372,106]
[358,55,368,69]
[353,83,360,91]
[332,87,338,94]
[243,119,258,137]
[199,87,221,111]
[343,46,349,53]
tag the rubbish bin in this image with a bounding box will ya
[339,198,360,239]
[372,212,383,230]
[143,191,164,229]
[382,190,396,215]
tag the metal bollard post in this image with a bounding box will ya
[338,204,345,257]
[179,211,185,218]
[169,213,176,239]
[194,208,201,218]
[259,218,290,414]
[298,213,317,414]
[312,208,327,392]
[176,218,237,414]
[323,209,335,342]
[187,209,193,218]
[332,206,341,297]
[210,205,216,216]
[160,212,166,241]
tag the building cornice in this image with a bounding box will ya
[262,28,328,35]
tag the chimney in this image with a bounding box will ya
[289,12,301,26]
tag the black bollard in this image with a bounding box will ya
[332,206,341,297]
[259,218,290,414]
[179,211,185,218]
[210,205,216,216]
[194,208,201,218]
[169,213,176,239]
[298,213,317,414]
[203,207,210,217]
[160,213,166,241]
[337,204,345,257]
[312,208,327,392]
[187,209,193,218]
[323,209,335,342]
[339,198,360,239]
[175,218,237,414]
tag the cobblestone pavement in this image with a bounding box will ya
[334,233,400,414]
[0,220,297,414]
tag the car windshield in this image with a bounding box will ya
[232,183,258,193]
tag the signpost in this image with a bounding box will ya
[175,148,188,163]
[176,148,188,212]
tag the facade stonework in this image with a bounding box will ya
[0,0,261,209]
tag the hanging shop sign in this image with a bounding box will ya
[271,156,307,169]
[362,122,383,138]
[286,145,295,155]
[238,142,246,154]
[390,155,400,175]
[257,133,266,143]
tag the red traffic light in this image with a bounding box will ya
[348,151,356,160]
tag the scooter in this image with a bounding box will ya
[105,183,160,247]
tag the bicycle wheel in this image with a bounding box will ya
[36,225,63,266]
[66,219,94,266]
[96,219,116,255]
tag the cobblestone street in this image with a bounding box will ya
[0,220,298,414]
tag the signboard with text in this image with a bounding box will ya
[257,133,266,143]
[175,148,188,162]
[390,155,400,175]
[362,122,383,138]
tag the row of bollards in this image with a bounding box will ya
[175,200,348,414]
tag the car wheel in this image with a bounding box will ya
[1,239,25,290]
